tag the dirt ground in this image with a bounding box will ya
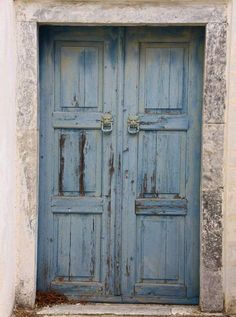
[12,290,79,317]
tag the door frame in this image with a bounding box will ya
[15,2,227,312]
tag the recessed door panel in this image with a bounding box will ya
[56,129,101,196]
[139,44,187,111]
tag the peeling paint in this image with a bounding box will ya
[79,131,86,196]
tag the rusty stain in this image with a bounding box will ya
[78,300,88,305]
[90,218,95,278]
[118,154,121,172]
[79,131,86,196]
[174,193,182,199]
[131,179,135,191]
[143,173,147,195]
[107,147,114,215]
[59,134,65,195]
[107,256,111,267]
[105,255,112,293]
[151,171,156,193]
[105,146,115,295]
[109,149,115,177]
[90,256,95,278]
[115,240,121,295]
[107,201,111,215]
[126,259,130,277]
[42,265,48,281]
[72,94,79,107]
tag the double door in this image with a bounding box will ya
[38,26,204,303]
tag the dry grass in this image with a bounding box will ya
[12,306,37,317]
[12,290,80,316]
[35,290,73,308]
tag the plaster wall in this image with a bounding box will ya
[0,0,16,316]
[224,0,236,313]
[6,0,235,314]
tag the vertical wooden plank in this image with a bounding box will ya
[169,48,184,109]
[83,130,98,195]
[78,49,85,108]
[59,131,79,194]
[38,27,57,290]
[142,218,166,280]
[61,47,82,109]
[184,28,204,298]
[138,132,157,197]
[84,47,99,108]
[56,214,71,278]
[70,215,95,279]
[145,48,170,109]
[156,132,181,194]
[165,218,179,280]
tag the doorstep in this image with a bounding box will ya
[36,304,230,317]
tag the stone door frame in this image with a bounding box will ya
[15,1,227,312]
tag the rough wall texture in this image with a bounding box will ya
[225,0,236,314]
[0,0,16,316]
[200,22,227,312]
[13,0,228,313]
[15,21,38,308]
[15,0,227,23]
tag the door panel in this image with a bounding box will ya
[38,26,204,303]
[38,27,118,297]
[139,43,187,111]
[56,130,101,196]
[121,27,204,303]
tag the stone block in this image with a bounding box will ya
[203,23,227,124]
[201,124,224,191]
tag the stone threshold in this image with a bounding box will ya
[36,304,232,317]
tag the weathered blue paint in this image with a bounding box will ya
[38,26,204,304]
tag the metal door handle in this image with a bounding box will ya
[101,113,113,133]
[128,115,140,134]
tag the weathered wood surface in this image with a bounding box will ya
[38,26,204,304]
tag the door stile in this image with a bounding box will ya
[38,27,120,297]
[121,29,140,297]
[38,27,57,290]
[184,29,204,298]
[101,27,120,296]
[114,27,125,296]
[120,27,204,303]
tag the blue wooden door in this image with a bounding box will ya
[38,27,119,298]
[38,26,204,304]
[121,27,204,303]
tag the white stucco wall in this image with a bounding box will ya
[0,1,16,316]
